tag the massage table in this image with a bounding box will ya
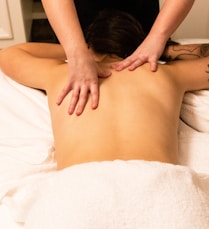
[0,39,209,228]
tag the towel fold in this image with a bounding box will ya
[23,160,209,229]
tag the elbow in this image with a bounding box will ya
[0,47,16,75]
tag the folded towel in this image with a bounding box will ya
[22,160,209,229]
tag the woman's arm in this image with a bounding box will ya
[41,0,87,60]
[170,49,209,92]
[149,0,195,46]
[162,43,209,61]
[41,0,111,115]
[113,0,195,71]
[0,43,65,90]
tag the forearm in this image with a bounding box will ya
[162,44,209,61]
[41,0,89,58]
[0,43,64,90]
[148,0,195,44]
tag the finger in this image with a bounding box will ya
[75,81,99,115]
[68,87,80,115]
[127,58,146,71]
[75,86,89,116]
[89,83,99,110]
[149,61,158,72]
[57,85,72,105]
[112,58,133,71]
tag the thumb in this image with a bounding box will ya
[149,59,158,72]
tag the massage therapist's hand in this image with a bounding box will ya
[56,50,111,116]
[112,35,166,72]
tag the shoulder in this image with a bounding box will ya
[45,61,68,93]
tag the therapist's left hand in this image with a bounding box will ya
[112,36,166,72]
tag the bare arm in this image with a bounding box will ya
[0,43,65,90]
[113,0,195,71]
[171,55,209,92]
[148,0,195,48]
[41,0,87,60]
[162,44,209,61]
[41,0,111,115]
[165,43,209,91]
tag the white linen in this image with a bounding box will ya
[178,91,209,174]
[181,90,209,133]
[24,160,209,229]
[0,70,56,228]
[0,70,56,197]
[178,120,209,174]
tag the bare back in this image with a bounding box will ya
[1,43,209,170]
[47,63,185,169]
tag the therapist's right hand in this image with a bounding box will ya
[56,50,111,116]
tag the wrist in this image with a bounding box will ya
[146,30,169,47]
[65,44,89,60]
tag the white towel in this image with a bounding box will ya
[24,160,209,229]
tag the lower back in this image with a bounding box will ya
[49,66,181,169]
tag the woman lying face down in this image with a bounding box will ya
[0,10,209,169]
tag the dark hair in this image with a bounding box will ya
[84,9,146,59]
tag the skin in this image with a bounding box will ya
[0,42,209,170]
[114,0,195,71]
[41,0,195,115]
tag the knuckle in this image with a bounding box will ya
[79,93,88,100]
[71,92,79,100]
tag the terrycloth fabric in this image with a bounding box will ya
[2,172,54,223]
[24,160,209,229]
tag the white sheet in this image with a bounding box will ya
[0,38,209,228]
[178,90,209,174]
[181,90,209,133]
[0,70,56,228]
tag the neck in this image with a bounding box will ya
[96,54,122,71]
